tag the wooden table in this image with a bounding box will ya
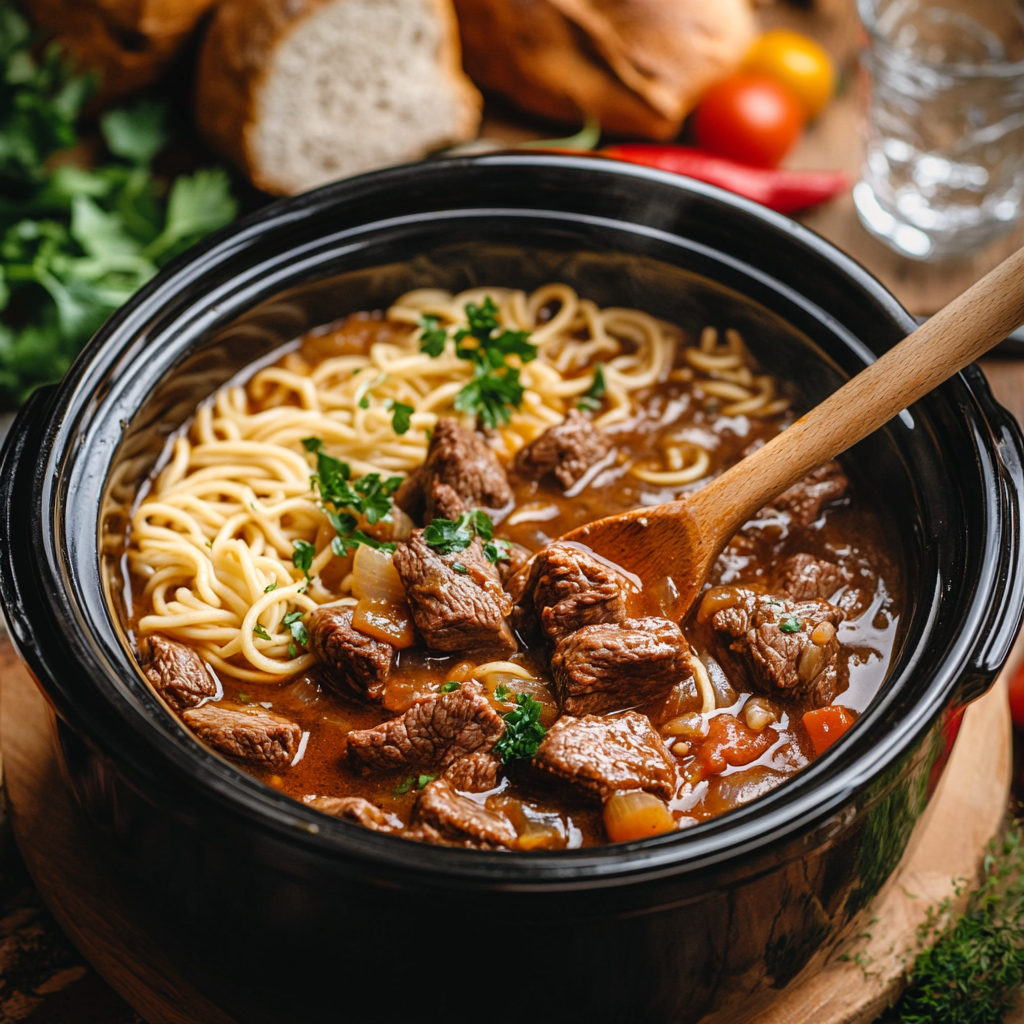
[2,0,1024,1018]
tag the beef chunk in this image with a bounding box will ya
[393,531,515,654]
[550,617,690,715]
[346,682,505,772]
[497,540,531,588]
[442,751,501,792]
[308,796,400,831]
[143,634,217,711]
[533,712,677,801]
[393,417,512,523]
[513,409,613,489]
[781,553,845,602]
[406,779,517,849]
[710,591,843,706]
[181,704,301,769]
[770,461,850,526]
[522,542,628,644]
[307,607,392,701]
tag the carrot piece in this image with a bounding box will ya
[603,791,676,843]
[802,705,857,756]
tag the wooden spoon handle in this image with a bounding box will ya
[688,244,1024,546]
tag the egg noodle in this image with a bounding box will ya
[128,284,788,684]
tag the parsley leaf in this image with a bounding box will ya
[252,623,272,641]
[419,314,447,357]
[419,296,537,429]
[417,774,437,789]
[423,511,509,565]
[283,609,309,649]
[483,540,511,565]
[440,680,461,693]
[386,399,414,435]
[264,582,277,592]
[576,363,607,411]
[292,539,315,579]
[394,777,414,795]
[493,692,547,763]
[779,615,803,634]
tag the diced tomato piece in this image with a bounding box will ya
[802,705,857,756]
[697,714,775,775]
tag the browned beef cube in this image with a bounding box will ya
[522,541,628,644]
[143,635,218,711]
[533,712,677,801]
[428,480,467,521]
[781,553,845,601]
[442,751,501,792]
[308,796,399,831]
[550,617,689,715]
[771,461,849,526]
[181,704,301,769]
[393,531,515,654]
[513,409,612,489]
[405,779,517,849]
[497,540,531,588]
[710,591,843,706]
[307,606,392,701]
[346,682,505,772]
[393,417,512,524]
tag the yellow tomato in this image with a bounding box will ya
[744,29,836,120]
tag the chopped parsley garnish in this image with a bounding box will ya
[418,314,447,357]
[417,773,437,789]
[420,297,538,429]
[292,539,315,580]
[252,623,272,641]
[264,582,277,593]
[422,510,507,564]
[238,692,251,703]
[301,437,401,557]
[385,398,414,435]
[358,395,369,409]
[493,691,547,763]
[779,615,803,634]
[394,777,414,795]
[576,363,607,411]
[394,773,438,795]
[495,683,511,701]
[283,610,308,658]
[452,563,467,575]
[440,680,461,693]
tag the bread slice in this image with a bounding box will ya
[452,0,756,141]
[195,0,483,196]
[25,0,217,101]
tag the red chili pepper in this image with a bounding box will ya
[600,144,849,214]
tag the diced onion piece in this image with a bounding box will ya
[744,697,777,732]
[603,791,676,843]
[802,705,857,756]
[811,620,836,646]
[352,545,406,603]
[353,597,415,648]
[661,712,707,739]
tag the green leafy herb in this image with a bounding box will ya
[386,399,414,435]
[483,540,511,565]
[779,615,803,633]
[495,683,511,701]
[576,363,607,411]
[419,296,537,429]
[418,314,447,357]
[422,510,498,559]
[264,582,277,593]
[0,20,238,405]
[252,623,271,641]
[394,777,414,795]
[238,692,251,704]
[394,773,438,795]
[292,539,315,580]
[283,610,309,651]
[440,680,461,693]
[452,563,467,574]
[417,774,437,789]
[889,824,1024,1024]
[493,691,547,763]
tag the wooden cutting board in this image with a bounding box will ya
[0,642,1011,1024]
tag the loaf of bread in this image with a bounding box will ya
[452,0,757,140]
[194,0,483,196]
[25,0,217,101]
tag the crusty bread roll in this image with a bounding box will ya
[452,0,757,140]
[195,0,483,196]
[25,0,217,101]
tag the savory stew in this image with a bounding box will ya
[121,285,902,850]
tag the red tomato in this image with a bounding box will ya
[1008,660,1024,729]
[692,74,804,169]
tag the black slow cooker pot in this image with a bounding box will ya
[0,156,1021,1024]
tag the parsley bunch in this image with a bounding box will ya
[419,296,538,429]
[576,364,606,412]
[492,685,547,763]
[888,824,1024,1024]
[0,9,238,406]
[422,508,510,565]
[301,437,402,558]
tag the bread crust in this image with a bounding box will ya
[452,0,756,140]
[195,0,482,195]
[25,0,217,101]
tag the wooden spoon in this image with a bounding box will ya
[561,245,1024,618]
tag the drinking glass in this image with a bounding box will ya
[854,0,1024,261]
